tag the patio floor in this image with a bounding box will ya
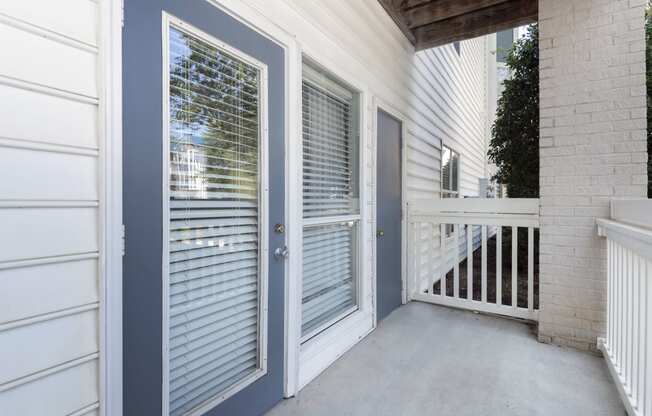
[268,302,624,416]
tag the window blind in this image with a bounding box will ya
[302,70,358,218]
[167,26,262,416]
[302,222,357,336]
[301,62,359,340]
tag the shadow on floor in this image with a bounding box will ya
[268,302,623,416]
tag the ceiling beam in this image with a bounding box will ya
[414,0,537,50]
[377,0,416,44]
[404,0,512,29]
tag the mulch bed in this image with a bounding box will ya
[433,228,539,310]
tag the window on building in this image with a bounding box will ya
[496,29,514,63]
[301,59,361,341]
[441,145,459,199]
[441,145,460,237]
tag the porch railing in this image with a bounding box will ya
[407,198,540,321]
[597,200,652,416]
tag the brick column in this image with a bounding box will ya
[538,0,648,350]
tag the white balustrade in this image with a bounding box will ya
[407,198,540,321]
[597,199,652,416]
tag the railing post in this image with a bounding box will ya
[511,226,517,309]
[496,226,502,306]
[454,224,460,299]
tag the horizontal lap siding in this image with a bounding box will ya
[0,1,102,415]
[246,0,489,314]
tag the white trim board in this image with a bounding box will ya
[205,0,305,398]
[98,1,123,415]
[295,48,375,392]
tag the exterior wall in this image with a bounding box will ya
[538,0,648,350]
[233,0,492,389]
[0,1,109,415]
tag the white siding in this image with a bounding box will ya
[235,0,492,388]
[0,1,103,415]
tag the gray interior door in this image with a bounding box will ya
[123,1,285,415]
[376,110,403,322]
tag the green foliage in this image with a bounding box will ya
[488,25,539,198]
[646,5,652,197]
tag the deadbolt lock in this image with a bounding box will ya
[274,223,285,234]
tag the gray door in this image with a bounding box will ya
[123,1,285,415]
[376,110,403,322]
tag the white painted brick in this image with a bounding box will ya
[538,0,648,351]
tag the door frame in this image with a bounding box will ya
[160,12,276,414]
[99,1,124,415]
[293,49,374,392]
[372,97,408,322]
[205,0,303,399]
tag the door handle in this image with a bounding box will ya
[274,246,289,260]
[377,229,385,238]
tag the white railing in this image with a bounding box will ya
[407,198,540,321]
[597,200,652,416]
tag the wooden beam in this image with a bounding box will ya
[378,0,416,44]
[402,0,432,8]
[404,0,511,29]
[414,0,537,50]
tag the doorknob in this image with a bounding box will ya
[274,246,289,260]
[377,229,385,238]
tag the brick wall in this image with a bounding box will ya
[538,0,648,350]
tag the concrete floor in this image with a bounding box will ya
[268,302,624,416]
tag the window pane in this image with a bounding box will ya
[441,146,452,192]
[302,63,359,218]
[302,221,358,337]
[167,26,262,416]
[451,151,459,193]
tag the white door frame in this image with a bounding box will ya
[294,47,374,392]
[205,0,303,398]
[372,97,409,314]
[99,1,123,415]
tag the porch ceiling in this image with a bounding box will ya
[378,0,538,50]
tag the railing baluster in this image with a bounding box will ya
[454,224,460,299]
[467,225,473,301]
[440,223,446,297]
[512,226,518,309]
[607,240,613,352]
[617,243,623,373]
[630,255,641,403]
[639,258,647,413]
[627,249,633,395]
[430,222,437,294]
[481,225,487,303]
[496,226,502,306]
[645,260,651,416]
[407,221,412,300]
[414,222,423,293]
[528,227,534,312]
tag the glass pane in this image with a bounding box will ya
[441,146,452,193]
[302,62,359,218]
[451,151,459,192]
[167,26,262,416]
[301,221,358,338]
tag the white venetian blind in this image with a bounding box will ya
[301,62,359,339]
[167,26,263,416]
